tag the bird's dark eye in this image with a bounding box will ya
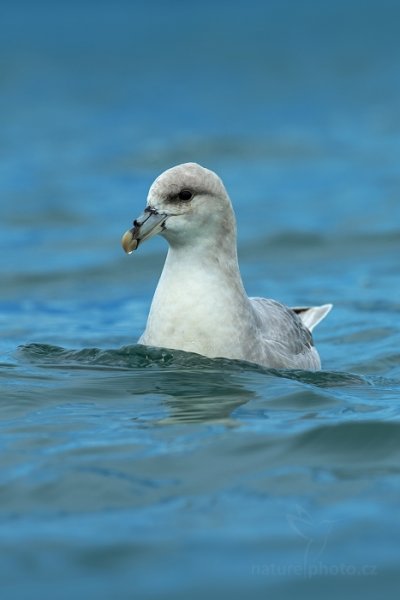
[177,189,193,201]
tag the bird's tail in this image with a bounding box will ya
[292,304,333,332]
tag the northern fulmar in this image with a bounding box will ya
[121,162,331,370]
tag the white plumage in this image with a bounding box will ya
[122,162,332,370]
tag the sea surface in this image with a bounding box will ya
[1,1,400,598]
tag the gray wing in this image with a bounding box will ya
[250,297,319,369]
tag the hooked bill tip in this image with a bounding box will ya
[121,229,139,254]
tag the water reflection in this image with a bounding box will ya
[18,343,369,425]
[18,343,258,423]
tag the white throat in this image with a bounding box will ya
[139,241,255,359]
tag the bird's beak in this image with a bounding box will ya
[121,207,168,253]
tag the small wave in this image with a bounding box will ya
[19,342,260,372]
[19,343,367,387]
[290,420,400,466]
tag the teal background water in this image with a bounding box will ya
[1,0,400,598]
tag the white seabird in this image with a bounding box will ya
[122,163,332,370]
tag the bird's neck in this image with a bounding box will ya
[139,242,253,357]
[164,240,245,291]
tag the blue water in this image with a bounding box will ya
[1,1,400,598]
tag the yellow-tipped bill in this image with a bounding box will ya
[121,207,168,254]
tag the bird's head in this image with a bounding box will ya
[121,162,236,253]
